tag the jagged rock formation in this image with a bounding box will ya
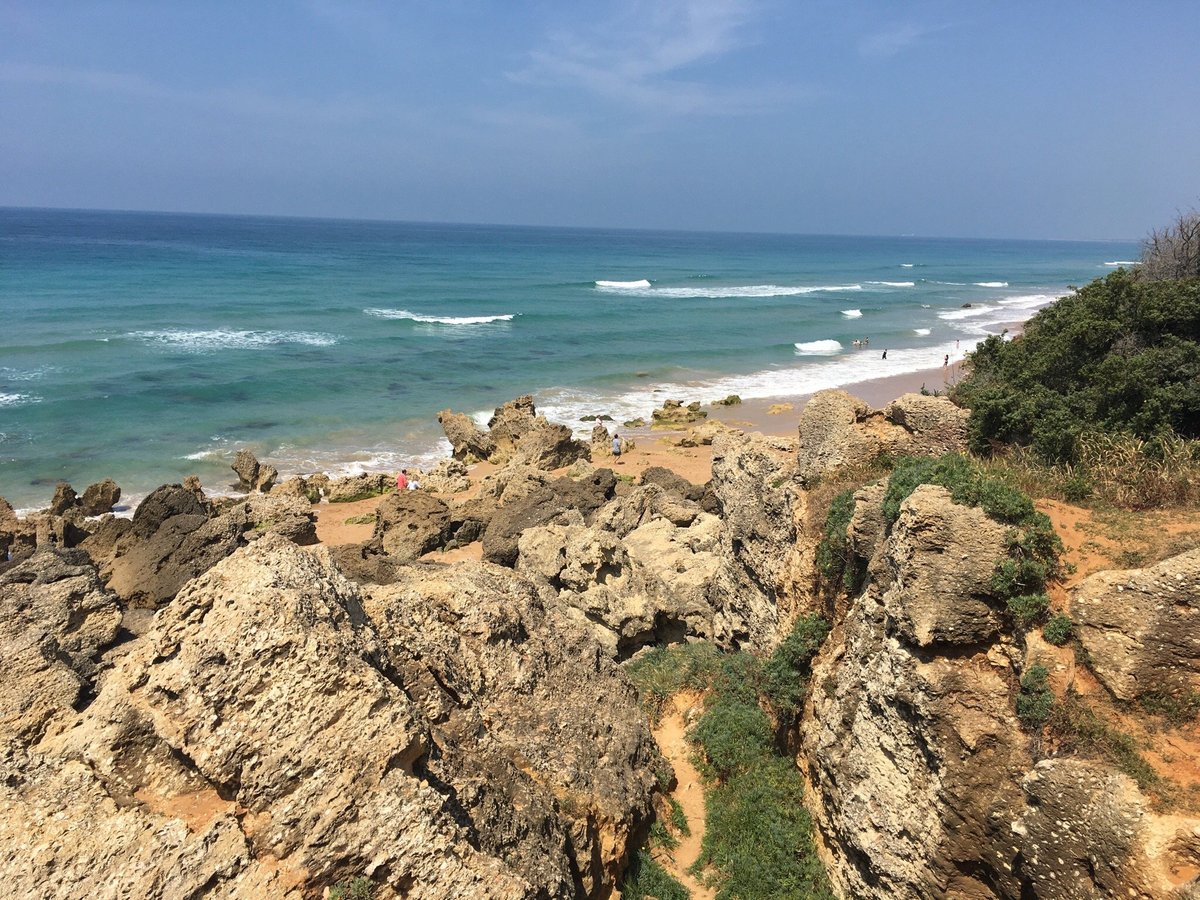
[796,389,968,483]
[1073,547,1200,701]
[0,536,659,898]
[804,482,1200,898]
[439,395,589,469]
[231,449,278,493]
[79,479,121,516]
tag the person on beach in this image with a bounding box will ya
[944,354,949,366]
[882,349,887,360]
[396,469,408,491]
[612,433,622,462]
[407,473,421,491]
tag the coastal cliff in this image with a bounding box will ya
[2,388,1199,898]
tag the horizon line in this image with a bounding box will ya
[0,203,1141,246]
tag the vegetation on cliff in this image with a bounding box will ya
[626,615,835,900]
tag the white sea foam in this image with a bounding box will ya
[130,329,338,350]
[0,366,55,382]
[900,263,914,268]
[595,279,652,289]
[595,283,862,299]
[1103,260,1139,266]
[913,328,931,335]
[867,281,915,287]
[794,339,844,356]
[0,392,39,408]
[973,281,1008,288]
[364,308,516,325]
[841,309,863,318]
[937,293,1062,330]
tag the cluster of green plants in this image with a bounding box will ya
[621,849,690,900]
[1048,691,1160,793]
[328,877,372,900]
[624,617,835,899]
[882,454,1063,629]
[951,269,1200,466]
[814,488,865,595]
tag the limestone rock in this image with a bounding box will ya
[650,398,707,428]
[708,429,807,649]
[230,448,260,491]
[79,478,121,516]
[1073,547,1200,701]
[0,548,121,744]
[418,458,472,494]
[486,394,540,456]
[447,496,496,548]
[591,422,611,456]
[482,471,616,567]
[325,472,392,503]
[796,390,909,483]
[883,484,1010,647]
[883,392,970,455]
[129,483,209,538]
[370,491,452,561]
[437,408,496,463]
[48,482,78,516]
[512,421,590,470]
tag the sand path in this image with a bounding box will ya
[652,694,715,900]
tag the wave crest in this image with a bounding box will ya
[794,339,843,356]
[841,309,863,318]
[973,281,1008,288]
[364,308,516,325]
[595,279,652,289]
[0,392,40,408]
[130,329,338,351]
[866,281,915,287]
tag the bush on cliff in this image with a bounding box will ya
[883,454,1061,624]
[952,270,1200,463]
[815,488,864,595]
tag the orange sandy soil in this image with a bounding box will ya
[651,693,715,900]
[1039,499,1200,803]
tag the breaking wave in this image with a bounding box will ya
[1104,261,1139,267]
[913,328,931,335]
[595,279,651,289]
[794,339,844,356]
[364,309,516,325]
[129,329,338,351]
[841,309,863,318]
[867,281,915,287]
[596,282,862,298]
[973,281,1009,288]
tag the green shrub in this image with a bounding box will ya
[1006,593,1050,628]
[693,758,835,900]
[1049,693,1159,791]
[815,488,862,593]
[625,643,724,721]
[1138,689,1200,725]
[691,695,773,781]
[329,877,372,900]
[761,615,830,716]
[621,849,689,900]
[1042,612,1074,645]
[953,270,1200,464]
[1016,665,1054,728]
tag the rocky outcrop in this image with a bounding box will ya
[437,409,496,463]
[796,389,969,483]
[48,482,79,516]
[650,399,707,428]
[481,470,616,567]
[79,478,121,516]
[0,548,122,744]
[516,505,723,657]
[230,449,278,493]
[325,471,393,502]
[370,491,452,561]
[1073,547,1200,701]
[708,430,809,649]
[802,479,1199,899]
[0,536,658,898]
[439,396,589,470]
[91,484,316,606]
[418,458,472,494]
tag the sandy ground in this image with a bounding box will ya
[651,693,715,899]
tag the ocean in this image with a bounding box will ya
[0,207,1138,511]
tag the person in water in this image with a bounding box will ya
[882,349,888,360]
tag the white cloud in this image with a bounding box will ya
[858,23,936,59]
[510,0,800,116]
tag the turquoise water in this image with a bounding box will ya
[0,208,1138,510]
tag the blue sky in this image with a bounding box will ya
[2,1,1197,239]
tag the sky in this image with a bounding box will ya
[2,1,1198,240]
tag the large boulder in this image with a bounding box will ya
[0,548,122,744]
[325,472,392,503]
[708,430,810,649]
[231,448,260,490]
[79,478,121,516]
[486,394,540,455]
[48,482,79,516]
[796,390,910,483]
[512,422,590,470]
[418,458,472,494]
[370,491,452,561]
[0,536,658,898]
[884,484,1011,646]
[437,409,496,463]
[1073,547,1200,701]
[481,471,616,567]
[883,393,970,455]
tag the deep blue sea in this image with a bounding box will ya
[0,208,1138,511]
